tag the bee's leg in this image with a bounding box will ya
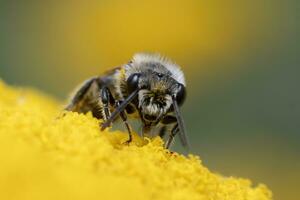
[158,126,167,138]
[161,115,178,149]
[101,89,139,130]
[116,101,133,144]
[100,87,114,121]
[100,87,133,143]
[165,124,179,149]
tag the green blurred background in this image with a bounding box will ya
[0,0,299,199]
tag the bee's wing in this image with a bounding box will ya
[172,96,190,151]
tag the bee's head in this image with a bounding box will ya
[125,53,186,124]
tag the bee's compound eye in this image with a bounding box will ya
[127,73,141,93]
[176,84,186,106]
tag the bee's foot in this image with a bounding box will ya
[123,138,132,146]
[100,122,110,131]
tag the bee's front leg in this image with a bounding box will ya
[101,87,133,143]
[158,126,167,139]
[161,115,178,149]
[100,87,114,121]
[165,124,179,149]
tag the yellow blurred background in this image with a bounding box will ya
[0,0,299,199]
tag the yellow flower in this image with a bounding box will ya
[0,80,272,200]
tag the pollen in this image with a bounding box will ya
[0,80,272,200]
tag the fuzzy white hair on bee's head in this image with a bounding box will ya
[125,53,186,86]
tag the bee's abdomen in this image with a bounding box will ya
[66,77,106,120]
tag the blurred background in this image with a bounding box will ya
[0,0,299,199]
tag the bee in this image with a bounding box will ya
[65,53,189,149]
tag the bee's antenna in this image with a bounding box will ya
[172,96,190,151]
[101,89,139,130]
